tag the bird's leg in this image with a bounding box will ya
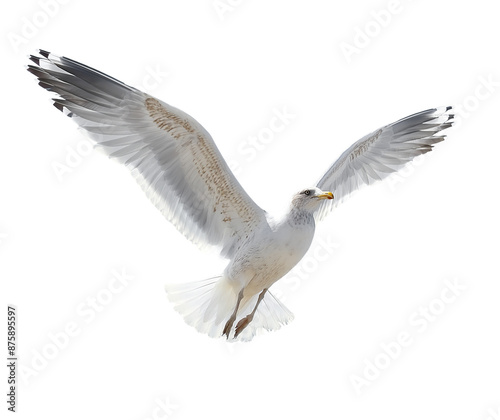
[222,289,244,339]
[235,288,268,338]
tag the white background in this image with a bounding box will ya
[1,0,500,419]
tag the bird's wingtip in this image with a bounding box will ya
[38,49,50,58]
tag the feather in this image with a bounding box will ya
[315,107,453,220]
[28,50,267,259]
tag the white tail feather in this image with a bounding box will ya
[165,276,294,341]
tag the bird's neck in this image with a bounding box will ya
[286,207,315,228]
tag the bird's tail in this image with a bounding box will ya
[165,276,294,341]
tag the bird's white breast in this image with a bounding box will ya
[228,214,316,296]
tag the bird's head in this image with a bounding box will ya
[291,187,334,212]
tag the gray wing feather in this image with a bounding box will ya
[28,50,266,258]
[316,107,453,219]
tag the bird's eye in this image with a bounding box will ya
[304,190,311,196]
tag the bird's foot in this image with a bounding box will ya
[235,315,253,338]
[222,315,236,339]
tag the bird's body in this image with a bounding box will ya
[228,209,316,298]
[28,50,453,341]
[167,199,320,340]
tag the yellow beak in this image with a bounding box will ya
[317,191,334,200]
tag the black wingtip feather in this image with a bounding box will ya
[26,65,40,77]
[53,101,64,112]
[29,55,40,65]
[52,99,74,117]
[39,49,50,58]
[38,81,54,91]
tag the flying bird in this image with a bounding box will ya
[28,50,453,341]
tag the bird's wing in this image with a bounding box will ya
[315,107,453,220]
[28,50,267,258]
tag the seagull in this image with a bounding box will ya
[28,50,453,341]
